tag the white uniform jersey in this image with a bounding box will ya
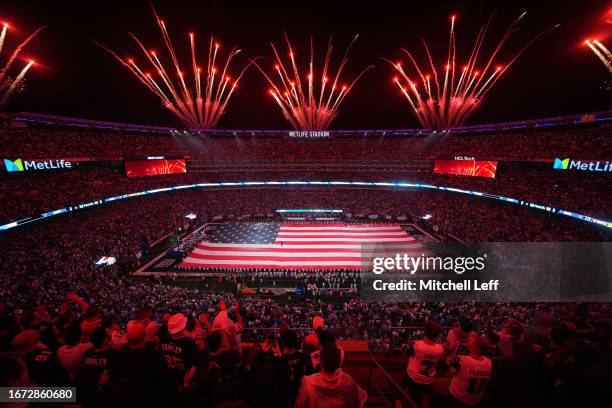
[406,340,444,384]
[449,355,492,406]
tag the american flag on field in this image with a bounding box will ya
[179,223,427,270]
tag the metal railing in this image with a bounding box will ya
[368,358,418,408]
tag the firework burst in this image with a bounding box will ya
[95,8,253,129]
[585,39,612,75]
[255,34,373,130]
[387,13,557,129]
[0,23,44,109]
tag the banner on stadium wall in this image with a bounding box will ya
[125,159,187,177]
[1,157,115,174]
[433,159,498,178]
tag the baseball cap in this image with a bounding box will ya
[313,316,325,330]
[168,313,188,335]
[126,320,145,343]
[11,330,40,350]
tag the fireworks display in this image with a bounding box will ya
[96,8,252,129]
[388,13,557,130]
[0,22,44,109]
[585,39,612,74]
[255,34,373,130]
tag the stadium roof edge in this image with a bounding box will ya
[1,110,610,136]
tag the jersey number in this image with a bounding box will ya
[419,359,436,376]
[467,378,487,394]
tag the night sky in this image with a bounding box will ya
[0,0,610,129]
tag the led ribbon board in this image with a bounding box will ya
[276,209,343,213]
[0,181,610,231]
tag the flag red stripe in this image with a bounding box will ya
[180,223,424,270]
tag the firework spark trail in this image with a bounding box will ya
[387,13,557,129]
[586,40,612,74]
[254,34,373,130]
[0,60,33,107]
[95,8,253,129]
[0,23,44,109]
[0,24,7,55]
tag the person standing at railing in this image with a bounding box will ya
[448,333,493,406]
[296,341,367,408]
[403,320,444,408]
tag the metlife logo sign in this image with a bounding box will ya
[553,158,612,173]
[3,158,74,173]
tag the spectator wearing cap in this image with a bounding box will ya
[11,329,70,386]
[160,313,198,389]
[211,299,243,355]
[296,342,367,408]
[188,312,210,351]
[302,316,325,356]
[20,306,58,349]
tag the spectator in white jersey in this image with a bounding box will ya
[448,333,493,406]
[403,320,444,408]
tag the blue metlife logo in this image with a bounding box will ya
[4,158,24,172]
[553,158,611,172]
[3,158,74,173]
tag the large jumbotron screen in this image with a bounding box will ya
[125,159,187,177]
[433,159,499,178]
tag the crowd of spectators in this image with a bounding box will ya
[0,163,608,225]
[1,122,609,161]
[1,290,609,406]
[1,122,609,227]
